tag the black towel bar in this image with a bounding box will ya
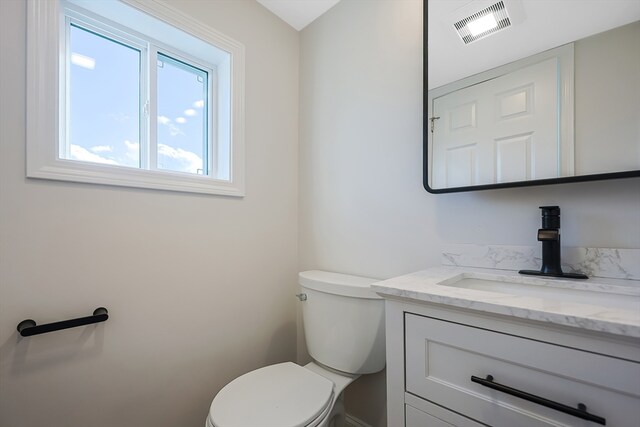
[17,307,109,337]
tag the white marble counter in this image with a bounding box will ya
[372,267,640,338]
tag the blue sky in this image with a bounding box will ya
[68,24,207,175]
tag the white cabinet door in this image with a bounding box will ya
[406,404,454,427]
[405,313,640,427]
[404,394,486,427]
[432,57,559,188]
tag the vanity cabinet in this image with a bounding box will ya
[384,300,640,427]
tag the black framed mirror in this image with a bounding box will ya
[424,0,640,194]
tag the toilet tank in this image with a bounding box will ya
[298,270,385,375]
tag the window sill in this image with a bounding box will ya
[27,161,245,196]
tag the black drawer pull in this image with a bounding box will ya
[471,375,606,425]
[17,307,109,337]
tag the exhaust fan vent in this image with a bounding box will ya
[454,1,511,45]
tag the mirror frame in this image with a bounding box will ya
[423,0,640,194]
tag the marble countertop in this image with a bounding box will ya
[371,267,640,338]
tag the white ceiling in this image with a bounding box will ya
[429,0,640,89]
[256,0,341,31]
[257,0,640,85]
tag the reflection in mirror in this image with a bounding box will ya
[425,0,640,192]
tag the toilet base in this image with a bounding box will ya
[303,362,358,427]
[325,392,345,427]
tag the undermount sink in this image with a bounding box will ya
[438,273,640,312]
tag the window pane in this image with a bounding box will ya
[67,24,140,167]
[157,53,208,175]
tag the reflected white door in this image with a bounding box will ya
[431,58,559,188]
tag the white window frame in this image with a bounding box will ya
[27,0,245,196]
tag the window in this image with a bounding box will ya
[66,23,143,169]
[156,54,210,175]
[27,0,245,195]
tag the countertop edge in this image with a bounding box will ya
[371,267,640,339]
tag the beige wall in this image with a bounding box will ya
[0,1,299,426]
[299,1,640,425]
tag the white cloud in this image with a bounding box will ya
[108,112,131,123]
[70,145,117,165]
[175,117,187,124]
[91,145,112,153]
[156,115,184,136]
[124,140,139,161]
[169,125,183,136]
[158,143,203,173]
[184,108,197,117]
[71,53,95,70]
[193,100,204,108]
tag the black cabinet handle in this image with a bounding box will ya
[471,375,606,425]
[17,307,109,337]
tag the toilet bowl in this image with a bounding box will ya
[206,270,385,427]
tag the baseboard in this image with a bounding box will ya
[345,413,373,427]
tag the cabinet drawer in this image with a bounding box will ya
[405,393,485,427]
[406,404,454,427]
[405,313,640,427]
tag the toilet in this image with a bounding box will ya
[206,270,385,427]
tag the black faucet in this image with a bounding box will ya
[519,206,588,279]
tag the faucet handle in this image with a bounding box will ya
[539,206,560,229]
[539,205,560,214]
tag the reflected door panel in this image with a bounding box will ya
[432,58,559,189]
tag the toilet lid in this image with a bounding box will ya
[209,362,334,427]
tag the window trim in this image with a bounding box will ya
[26,0,245,196]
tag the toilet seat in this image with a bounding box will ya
[208,362,335,427]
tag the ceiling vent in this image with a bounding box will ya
[454,1,511,44]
